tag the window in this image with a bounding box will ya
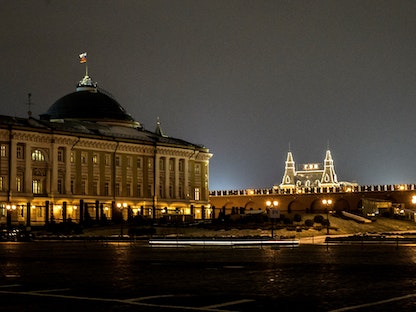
[137,158,142,169]
[126,156,131,168]
[92,154,98,165]
[105,154,111,166]
[0,144,7,157]
[70,180,74,193]
[58,148,64,162]
[137,184,142,197]
[159,158,165,170]
[70,152,75,163]
[104,182,110,196]
[126,183,131,196]
[17,144,24,159]
[81,180,86,194]
[147,159,153,169]
[57,179,63,194]
[115,183,120,196]
[169,159,174,171]
[194,188,200,201]
[93,180,98,195]
[195,164,201,175]
[32,149,45,161]
[16,176,22,192]
[115,156,120,166]
[179,159,184,172]
[81,152,87,164]
[0,177,3,191]
[32,179,42,194]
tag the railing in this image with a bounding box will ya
[210,184,416,196]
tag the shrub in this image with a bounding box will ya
[314,215,324,224]
[294,214,302,222]
[304,219,314,227]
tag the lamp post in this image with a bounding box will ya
[6,204,16,229]
[266,200,279,238]
[117,202,127,237]
[322,199,332,235]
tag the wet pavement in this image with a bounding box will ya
[1,241,416,311]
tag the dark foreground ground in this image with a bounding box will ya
[1,241,416,311]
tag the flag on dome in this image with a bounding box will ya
[79,52,87,63]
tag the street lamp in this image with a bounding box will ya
[117,202,127,237]
[266,200,279,238]
[6,204,15,229]
[322,199,332,235]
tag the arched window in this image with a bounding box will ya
[31,149,45,161]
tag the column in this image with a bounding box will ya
[26,202,31,227]
[65,147,71,194]
[174,157,179,199]
[25,143,32,194]
[9,136,17,193]
[50,142,58,195]
[184,158,189,199]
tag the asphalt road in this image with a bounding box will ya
[1,241,416,311]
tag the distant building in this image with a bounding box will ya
[0,73,212,228]
[279,149,354,191]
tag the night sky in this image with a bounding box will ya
[1,1,415,190]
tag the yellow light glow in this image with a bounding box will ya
[266,200,271,206]
[273,201,278,206]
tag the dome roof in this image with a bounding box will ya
[41,76,138,126]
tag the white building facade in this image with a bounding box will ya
[0,74,212,228]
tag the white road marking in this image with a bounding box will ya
[330,293,416,311]
[29,288,71,293]
[0,289,238,311]
[202,299,254,309]
[0,284,21,288]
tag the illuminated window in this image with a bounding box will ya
[32,179,42,194]
[16,176,22,192]
[148,159,153,169]
[32,149,45,161]
[92,154,98,165]
[0,144,7,157]
[70,152,75,163]
[194,188,200,201]
[0,177,3,191]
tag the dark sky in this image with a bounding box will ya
[1,0,415,190]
